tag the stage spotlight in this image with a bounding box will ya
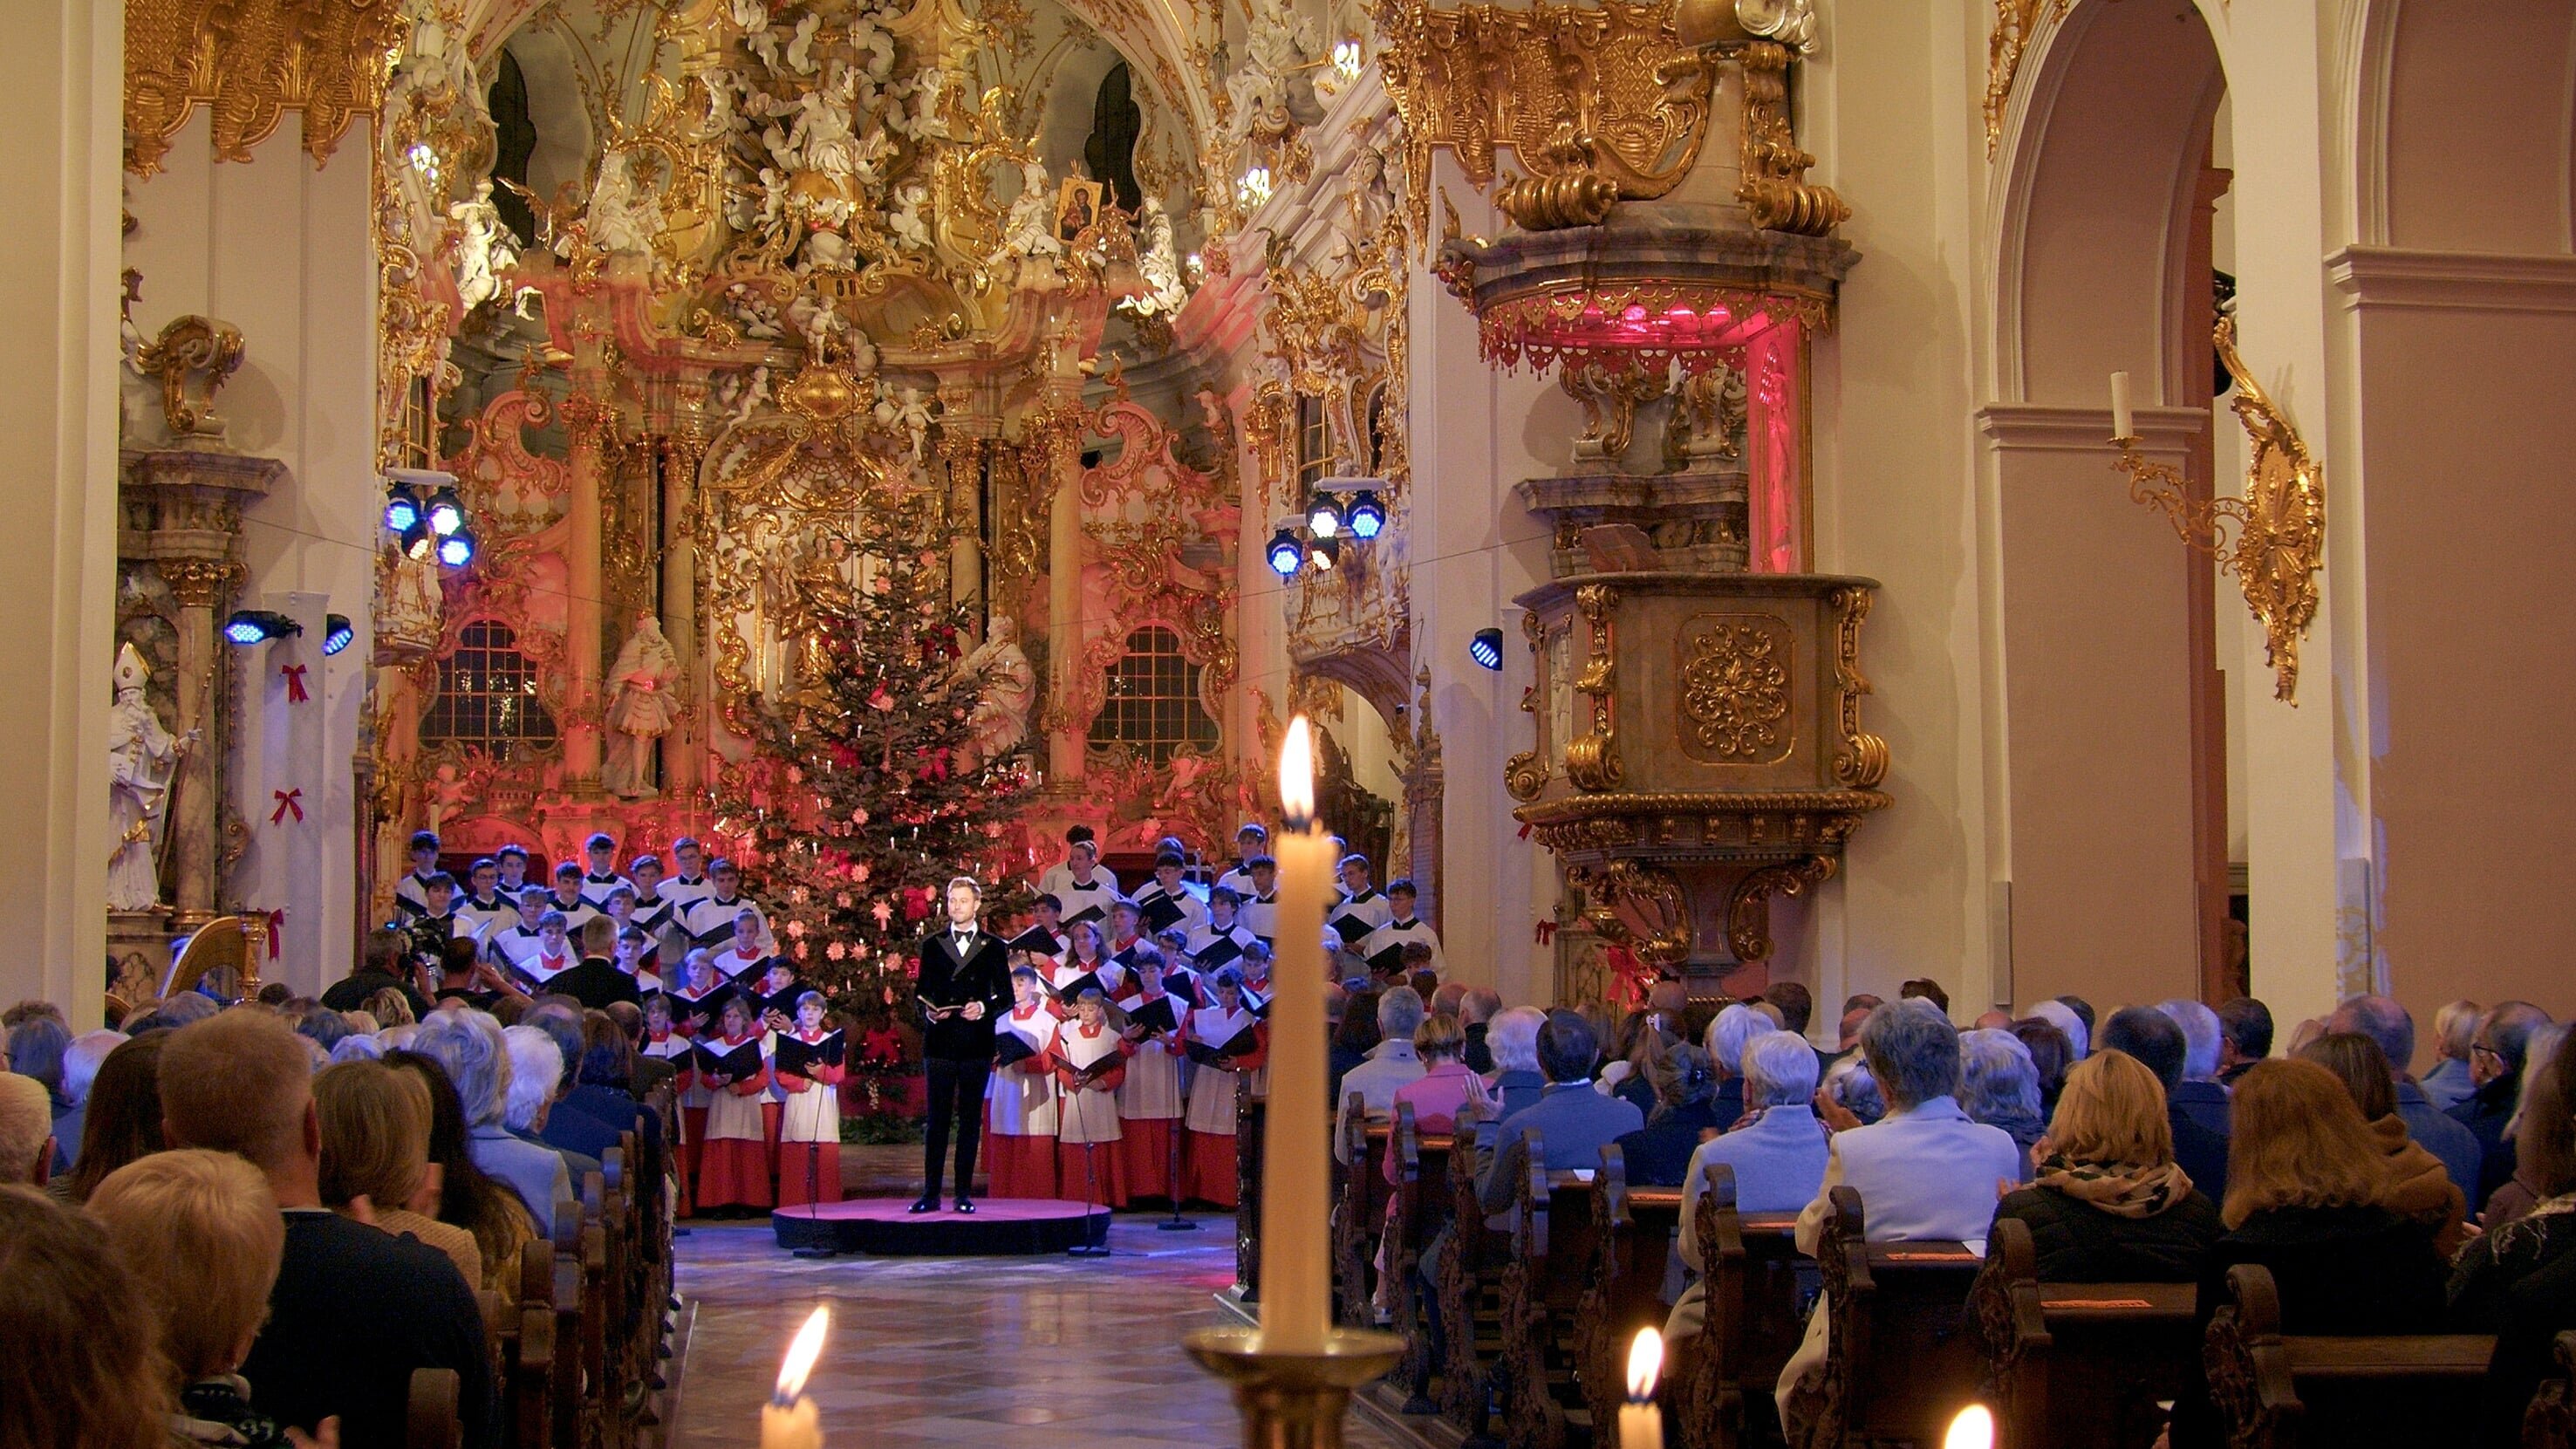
[322,615,355,656]
[1266,527,1305,578]
[382,489,422,533]
[1306,493,1343,539]
[1345,489,1385,539]
[223,610,303,646]
[1310,537,1341,571]
[425,488,466,537]
[1469,627,1505,671]
[400,520,435,561]
[437,528,478,569]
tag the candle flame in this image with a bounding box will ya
[776,1306,830,1402]
[1943,1405,1993,1449]
[1280,715,1315,828]
[1624,1328,1663,1400]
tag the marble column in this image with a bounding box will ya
[946,431,986,615]
[1039,400,1087,785]
[661,421,705,796]
[561,393,610,789]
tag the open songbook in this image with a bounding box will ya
[1329,912,1377,947]
[1185,1023,1261,1067]
[772,1029,844,1080]
[691,1038,765,1083]
[992,1032,1045,1069]
[1138,893,1187,935]
[1058,1051,1121,1089]
[1007,926,1066,958]
[1120,994,1181,1036]
[1041,969,1107,1004]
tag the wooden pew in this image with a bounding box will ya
[1800,1186,1985,1448]
[1436,1111,1511,1433]
[505,1240,558,1449]
[1967,1216,2197,1449]
[1674,1162,1807,1449]
[1493,1133,1610,1449]
[1335,1093,1390,1327]
[2525,1329,2576,1449]
[1576,1146,1684,1443]
[548,1212,588,1449]
[2203,1262,2495,1448]
[408,1367,461,1449]
[1390,1102,1462,1413]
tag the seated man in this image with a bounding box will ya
[161,1010,494,1447]
[2101,1006,2231,1202]
[1477,1009,1644,1215]
[1333,987,1429,1163]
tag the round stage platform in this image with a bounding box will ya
[771,1198,1113,1255]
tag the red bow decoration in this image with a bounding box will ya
[279,664,309,702]
[900,885,933,920]
[1516,822,1533,840]
[1533,919,1557,946]
[263,908,284,959]
[270,789,304,824]
[919,748,951,783]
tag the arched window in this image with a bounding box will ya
[420,620,557,751]
[1083,61,1145,213]
[487,51,538,244]
[1295,393,1331,489]
[1089,626,1219,763]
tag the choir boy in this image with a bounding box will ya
[710,907,774,985]
[666,951,730,1192]
[391,830,444,918]
[1113,946,1190,1202]
[577,832,631,908]
[663,837,715,912]
[614,925,663,1003]
[1035,824,1097,901]
[1046,921,1117,1018]
[638,993,697,1212]
[546,862,605,937]
[1239,856,1281,945]
[1052,990,1130,1207]
[1363,878,1445,979]
[400,873,466,960]
[1133,851,1211,942]
[1324,854,1393,956]
[1104,899,1150,973]
[1048,836,1125,932]
[1182,967,1268,1207]
[1186,887,1261,973]
[986,967,1062,1199]
[774,991,846,1207]
[485,888,557,981]
[1007,893,1070,968]
[680,858,770,953]
[455,858,516,940]
[625,854,680,947]
[690,996,773,1212]
[510,911,580,992]
[493,843,531,897]
[666,949,734,1038]
[1214,823,1268,899]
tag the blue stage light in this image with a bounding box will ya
[223,611,303,646]
[1469,627,1504,671]
[1346,489,1385,539]
[437,528,478,568]
[323,615,355,656]
[1267,528,1305,578]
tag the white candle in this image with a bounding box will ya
[2108,370,2135,441]
[1943,1405,1994,1449]
[761,1306,830,1449]
[1619,1329,1664,1449]
[1261,716,1334,1356]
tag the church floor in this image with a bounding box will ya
[668,1213,1411,1449]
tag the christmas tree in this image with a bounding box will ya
[710,537,1035,1062]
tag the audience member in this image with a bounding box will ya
[1832,1005,1872,1061]
[1378,1014,1482,1187]
[57,1030,167,1203]
[2296,1031,2468,1255]
[1989,1049,2224,1281]
[1598,1008,1669,1118]
[1665,1031,1828,1341]
[8,1014,72,1164]
[1820,1055,1886,1127]
[1459,988,1500,1073]
[321,929,432,1021]
[2451,1022,2576,1322]
[1765,981,1815,1042]
[1328,992,1380,1108]
[1705,1002,1769,1134]
[2,998,65,1028]
[85,1149,315,1447]
[2054,994,2099,1042]
[2329,993,2483,1202]
[1776,999,2019,1426]
[159,1010,494,1446]
[1971,1009,2014,1031]
[0,1185,172,1449]
[0,1073,54,1185]
[385,1049,535,1296]
[411,1009,571,1236]
[2025,998,2089,1060]
[1958,1028,2045,1177]
[1897,977,1951,1018]
[2010,1017,2074,1115]
[2423,998,2483,1111]
[2156,999,2233,1140]
[1336,988,1429,1162]
[314,1059,483,1289]
[1612,1042,1721,1187]
[2216,995,2273,1085]
[1484,1006,1548,1123]
[521,1005,622,1162]
[2100,1006,2230,1200]
[2450,1001,2554,1212]
[1477,1010,1643,1213]
[52,1028,123,1172]
[502,1023,601,1184]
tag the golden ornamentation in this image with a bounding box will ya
[1825,584,1889,788]
[1513,788,1890,858]
[1475,279,1835,373]
[1494,126,1621,232]
[1984,0,2068,161]
[1575,858,1691,966]
[124,0,406,174]
[2110,315,2325,703]
[1725,855,1835,962]
[156,557,237,611]
[1563,582,1623,792]
[132,316,246,441]
[1504,612,1550,802]
[1561,357,1668,462]
[1375,0,1715,242]
[1677,614,1792,762]
[1736,40,1846,235]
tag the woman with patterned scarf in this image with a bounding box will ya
[1988,1048,2226,1281]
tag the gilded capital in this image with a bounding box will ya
[157,557,236,610]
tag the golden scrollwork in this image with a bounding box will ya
[124,0,406,174]
[2110,315,2326,702]
[1475,279,1836,374]
[1375,0,1715,240]
[133,315,246,441]
[1737,41,1846,236]
[1495,126,1621,232]
[1825,584,1889,788]
[1563,583,1623,792]
[1725,855,1836,962]
[1984,0,2068,161]
[1574,858,1692,966]
[156,557,237,611]
[1504,611,1551,802]
[1561,358,1668,462]
[1678,615,1792,762]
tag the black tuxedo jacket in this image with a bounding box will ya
[916,926,1014,1063]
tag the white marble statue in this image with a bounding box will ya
[873,383,935,463]
[1131,197,1188,318]
[1228,0,1322,144]
[992,158,1063,279]
[449,180,520,312]
[952,617,1035,770]
[577,149,665,257]
[605,615,683,797]
[107,644,189,912]
[887,181,933,252]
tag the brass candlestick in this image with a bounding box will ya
[1184,1327,1404,1449]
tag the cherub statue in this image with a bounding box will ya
[448,180,520,312]
[887,181,933,252]
[604,614,683,797]
[106,644,190,912]
[872,383,935,463]
[1131,196,1188,318]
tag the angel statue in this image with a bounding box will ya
[950,616,1035,771]
[872,383,935,464]
[604,614,682,797]
[1131,197,1189,318]
[577,149,664,258]
[107,644,191,912]
[448,180,520,312]
[994,158,1064,266]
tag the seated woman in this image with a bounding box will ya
[384,1048,534,1300]
[1959,1028,2047,1179]
[409,1009,573,1238]
[1667,1031,1831,1340]
[52,1031,167,1204]
[2295,1031,2469,1255]
[1988,1049,2224,1281]
[4,1176,194,1449]
[1611,1043,1722,1188]
[2480,1022,2571,1231]
[2450,1032,2576,1327]
[1382,1012,1486,1184]
[313,1058,482,1290]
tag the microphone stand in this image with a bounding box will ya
[1158,1034,1199,1233]
[789,1065,835,1259]
[1065,1052,1112,1258]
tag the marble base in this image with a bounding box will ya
[771,1197,1111,1255]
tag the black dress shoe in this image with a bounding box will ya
[953,1197,976,1214]
[908,1197,940,1214]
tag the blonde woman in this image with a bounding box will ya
[313,1059,483,1289]
[1987,1049,2224,1281]
[0,1186,174,1449]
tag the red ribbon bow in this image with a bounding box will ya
[1533,919,1557,946]
[1516,822,1533,840]
[280,664,309,702]
[264,908,284,959]
[270,789,304,824]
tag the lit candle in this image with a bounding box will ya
[2108,370,2135,441]
[761,1306,830,1449]
[1943,1405,1993,1449]
[1619,1329,1664,1449]
[1261,715,1334,1356]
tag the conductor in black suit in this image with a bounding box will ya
[914,876,1013,1213]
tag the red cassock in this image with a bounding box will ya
[1050,1022,1130,1208]
[1182,1007,1268,1209]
